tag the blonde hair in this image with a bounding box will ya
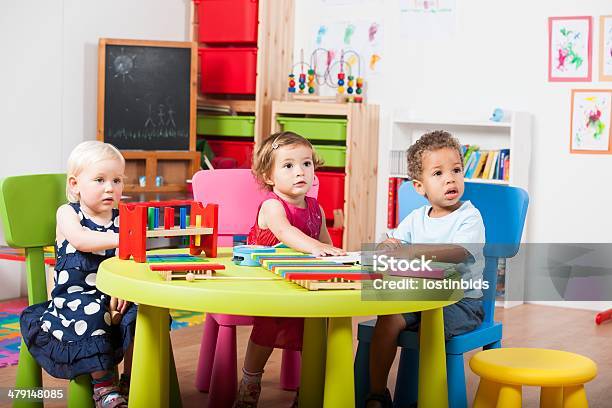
[66,141,125,202]
[252,131,323,190]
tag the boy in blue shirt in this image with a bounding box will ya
[366,130,485,408]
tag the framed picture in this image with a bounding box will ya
[570,89,612,154]
[549,16,593,82]
[600,16,612,81]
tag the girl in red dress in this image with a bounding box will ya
[234,132,345,407]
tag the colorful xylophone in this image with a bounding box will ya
[248,250,381,291]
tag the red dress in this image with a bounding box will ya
[247,192,322,351]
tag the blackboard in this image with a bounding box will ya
[98,39,196,151]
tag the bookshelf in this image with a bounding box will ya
[379,111,532,308]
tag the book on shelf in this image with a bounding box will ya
[389,150,408,176]
[387,178,398,228]
[481,151,496,180]
[464,151,481,178]
[387,177,412,228]
[472,152,489,179]
[498,149,510,180]
[503,155,510,181]
[462,145,479,167]
[460,145,510,181]
[489,151,499,180]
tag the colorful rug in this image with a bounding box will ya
[0,297,205,368]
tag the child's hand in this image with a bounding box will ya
[312,244,346,257]
[376,238,404,251]
[109,297,131,325]
[116,298,131,314]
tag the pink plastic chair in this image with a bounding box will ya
[192,169,318,407]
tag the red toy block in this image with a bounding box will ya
[118,203,147,262]
[190,202,219,258]
[164,207,175,229]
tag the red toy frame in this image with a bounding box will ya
[118,200,218,263]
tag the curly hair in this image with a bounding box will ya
[252,131,323,190]
[406,130,462,180]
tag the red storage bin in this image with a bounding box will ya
[208,140,254,168]
[197,0,259,44]
[328,227,343,248]
[199,47,258,95]
[316,171,345,219]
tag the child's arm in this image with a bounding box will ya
[390,244,470,264]
[56,204,118,253]
[387,211,485,264]
[260,199,345,256]
[317,205,333,245]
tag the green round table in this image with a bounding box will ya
[97,248,458,408]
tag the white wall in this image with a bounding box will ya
[0,0,190,299]
[295,0,612,310]
[294,0,612,244]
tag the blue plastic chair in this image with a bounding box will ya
[354,182,529,408]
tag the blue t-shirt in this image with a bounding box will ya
[390,200,485,298]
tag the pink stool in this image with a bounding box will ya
[195,314,301,408]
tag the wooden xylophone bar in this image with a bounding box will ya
[150,263,225,281]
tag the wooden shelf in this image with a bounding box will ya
[123,185,189,193]
[197,95,256,114]
[271,101,350,117]
[122,150,200,193]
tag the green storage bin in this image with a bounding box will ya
[313,145,346,167]
[196,115,255,137]
[277,117,347,142]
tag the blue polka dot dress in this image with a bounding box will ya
[20,202,136,379]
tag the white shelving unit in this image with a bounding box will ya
[379,111,532,308]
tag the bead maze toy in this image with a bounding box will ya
[118,200,218,263]
[287,48,365,103]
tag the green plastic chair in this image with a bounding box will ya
[0,174,182,407]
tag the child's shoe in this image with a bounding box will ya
[118,374,130,398]
[290,389,299,408]
[365,388,393,408]
[233,368,263,408]
[92,385,128,408]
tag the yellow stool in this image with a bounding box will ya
[470,348,597,408]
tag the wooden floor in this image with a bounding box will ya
[1,304,610,408]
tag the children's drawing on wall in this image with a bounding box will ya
[570,90,612,154]
[398,0,456,40]
[313,20,383,74]
[600,16,612,81]
[302,18,383,99]
[548,16,592,82]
